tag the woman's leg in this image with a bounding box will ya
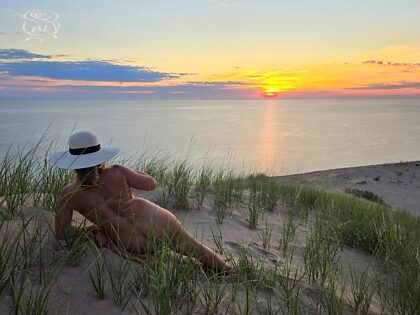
[169,218,232,273]
[140,199,232,273]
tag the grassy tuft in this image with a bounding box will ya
[344,187,386,205]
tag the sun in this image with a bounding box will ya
[263,88,278,97]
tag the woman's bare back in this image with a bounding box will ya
[66,165,174,251]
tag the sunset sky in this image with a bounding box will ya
[0,0,419,99]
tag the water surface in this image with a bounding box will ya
[1,98,419,175]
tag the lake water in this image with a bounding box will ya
[0,98,419,175]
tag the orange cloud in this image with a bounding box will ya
[200,45,420,97]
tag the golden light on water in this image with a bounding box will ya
[257,102,279,173]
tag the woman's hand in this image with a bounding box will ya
[84,224,100,238]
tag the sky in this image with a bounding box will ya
[0,0,419,99]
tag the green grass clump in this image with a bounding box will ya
[304,211,343,286]
[213,171,239,224]
[344,187,386,205]
[245,176,267,228]
[0,139,73,218]
[88,250,107,300]
[199,274,230,314]
[209,226,224,255]
[33,159,73,212]
[0,220,29,294]
[246,189,262,229]
[193,165,213,208]
[242,175,282,229]
[105,252,133,310]
[133,150,170,184]
[275,247,304,315]
[139,239,201,314]
[258,221,273,251]
[348,265,375,315]
[276,182,420,314]
[165,160,194,210]
[0,147,37,217]
[246,174,280,212]
[231,244,274,288]
[279,216,298,255]
[5,217,64,315]
[318,266,347,315]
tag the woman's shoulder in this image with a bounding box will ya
[107,164,133,175]
[101,164,129,183]
[104,163,123,172]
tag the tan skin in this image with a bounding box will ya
[55,164,231,272]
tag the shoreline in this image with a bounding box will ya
[275,160,420,215]
[276,159,420,177]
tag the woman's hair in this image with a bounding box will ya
[74,162,106,188]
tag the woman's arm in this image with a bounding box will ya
[116,165,158,191]
[54,186,94,240]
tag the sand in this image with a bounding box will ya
[277,161,420,216]
[1,161,418,314]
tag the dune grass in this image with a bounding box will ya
[193,165,213,209]
[348,265,375,315]
[213,170,240,224]
[88,249,107,299]
[277,183,420,314]
[0,136,419,314]
[258,221,273,251]
[344,187,387,205]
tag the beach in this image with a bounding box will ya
[1,159,419,314]
[278,160,420,216]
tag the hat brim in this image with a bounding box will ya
[49,147,119,169]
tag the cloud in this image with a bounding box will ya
[186,80,247,86]
[0,60,178,82]
[362,60,420,68]
[0,82,253,99]
[0,49,52,59]
[347,82,420,90]
[51,84,240,93]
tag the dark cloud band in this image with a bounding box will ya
[347,82,420,90]
[363,60,420,68]
[0,60,177,82]
[0,49,52,60]
[0,49,179,82]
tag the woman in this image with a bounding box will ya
[50,130,231,272]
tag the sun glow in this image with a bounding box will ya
[263,88,278,97]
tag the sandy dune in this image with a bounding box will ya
[278,161,420,215]
[1,161,418,314]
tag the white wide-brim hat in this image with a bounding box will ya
[50,130,119,169]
